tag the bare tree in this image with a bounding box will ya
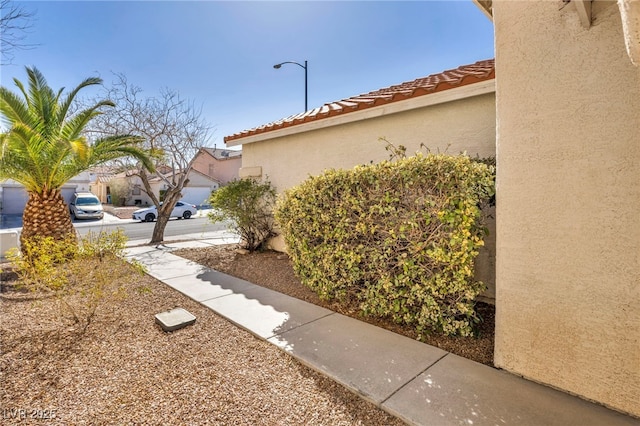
[90,73,213,244]
[0,0,36,64]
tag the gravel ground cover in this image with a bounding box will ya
[0,260,405,425]
[173,244,495,366]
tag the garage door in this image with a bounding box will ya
[2,186,79,215]
[61,187,77,206]
[181,187,214,206]
[2,187,29,215]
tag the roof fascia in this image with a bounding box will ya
[200,147,242,160]
[188,167,222,184]
[193,147,216,161]
[226,79,495,147]
[472,0,493,20]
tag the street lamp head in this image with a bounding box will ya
[273,61,306,70]
[272,60,308,112]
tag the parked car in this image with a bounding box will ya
[132,201,197,222]
[69,192,104,220]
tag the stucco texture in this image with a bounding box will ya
[494,0,640,417]
[241,93,495,193]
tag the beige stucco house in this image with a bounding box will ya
[224,0,640,418]
[481,0,639,418]
[91,148,234,207]
[226,60,495,192]
[225,59,497,297]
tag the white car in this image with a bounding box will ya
[132,201,197,222]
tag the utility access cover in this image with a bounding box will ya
[155,308,196,332]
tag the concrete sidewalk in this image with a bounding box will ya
[124,237,638,426]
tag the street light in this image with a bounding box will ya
[273,60,308,112]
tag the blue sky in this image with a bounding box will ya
[2,1,494,148]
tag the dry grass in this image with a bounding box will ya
[0,260,405,425]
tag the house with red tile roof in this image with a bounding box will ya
[225,58,495,192]
[224,58,497,298]
[224,0,640,418]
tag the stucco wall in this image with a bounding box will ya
[241,92,495,193]
[239,91,497,297]
[493,0,640,417]
[191,152,242,185]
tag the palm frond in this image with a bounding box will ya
[0,86,32,127]
[26,67,56,124]
[0,67,155,197]
[57,76,104,125]
[60,100,114,141]
[90,135,155,171]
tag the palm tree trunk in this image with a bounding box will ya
[20,189,76,246]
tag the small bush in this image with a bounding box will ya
[275,153,495,337]
[209,178,277,252]
[8,230,143,332]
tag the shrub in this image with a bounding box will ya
[208,178,277,252]
[109,180,132,206]
[8,230,144,332]
[275,153,495,337]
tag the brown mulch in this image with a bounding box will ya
[173,245,495,366]
[0,260,404,425]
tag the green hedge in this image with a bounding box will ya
[275,153,495,337]
[209,178,277,252]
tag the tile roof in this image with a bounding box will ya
[96,175,116,183]
[224,58,495,144]
[202,147,242,160]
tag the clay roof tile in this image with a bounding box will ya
[225,58,495,143]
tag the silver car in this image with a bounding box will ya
[132,201,197,222]
[69,192,104,220]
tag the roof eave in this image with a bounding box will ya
[472,0,493,20]
[226,78,495,147]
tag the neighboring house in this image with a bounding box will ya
[178,168,221,205]
[475,0,640,418]
[95,171,155,207]
[191,147,242,185]
[104,168,219,207]
[89,166,116,204]
[224,59,497,297]
[1,172,94,215]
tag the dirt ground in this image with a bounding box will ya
[0,259,405,425]
[102,205,139,219]
[173,244,495,366]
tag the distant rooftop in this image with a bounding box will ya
[202,147,242,160]
[224,58,495,144]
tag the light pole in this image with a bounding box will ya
[273,60,308,112]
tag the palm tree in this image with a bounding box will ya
[0,66,154,246]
